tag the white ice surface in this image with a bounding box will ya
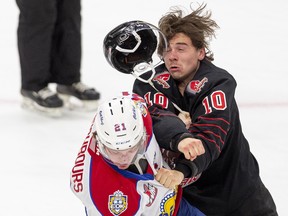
[0,0,288,215]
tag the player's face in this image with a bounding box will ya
[105,144,140,169]
[162,33,205,84]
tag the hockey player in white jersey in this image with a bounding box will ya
[70,92,204,216]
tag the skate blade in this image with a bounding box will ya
[21,97,63,118]
[58,94,99,112]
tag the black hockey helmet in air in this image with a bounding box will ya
[103,20,158,74]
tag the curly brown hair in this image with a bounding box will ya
[158,3,219,61]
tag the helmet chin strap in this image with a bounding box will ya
[132,62,185,114]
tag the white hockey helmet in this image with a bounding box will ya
[93,93,152,162]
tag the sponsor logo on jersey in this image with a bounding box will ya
[108,190,128,215]
[186,77,208,94]
[153,72,171,89]
[159,191,176,216]
[143,183,158,207]
[99,110,104,125]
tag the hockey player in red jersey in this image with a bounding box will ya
[70,93,204,215]
[102,4,278,216]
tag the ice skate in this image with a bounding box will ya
[56,82,100,111]
[21,87,64,117]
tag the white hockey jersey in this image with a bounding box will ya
[70,122,182,216]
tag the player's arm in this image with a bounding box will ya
[177,112,205,161]
[151,78,235,177]
[133,69,236,176]
[133,77,205,176]
[172,76,236,175]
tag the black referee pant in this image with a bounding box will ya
[16,0,82,91]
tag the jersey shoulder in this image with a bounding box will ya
[200,60,236,83]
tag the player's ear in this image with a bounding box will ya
[198,47,205,60]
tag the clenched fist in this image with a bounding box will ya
[178,138,205,161]
[155,168,184,189]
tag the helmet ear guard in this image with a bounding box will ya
[103,20,167,81]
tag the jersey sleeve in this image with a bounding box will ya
[133,71,198,177]
[133,61,238,177]
[188,72,237,173]
[133,75,190,152]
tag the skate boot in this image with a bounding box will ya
[21,87,63,117]
[56,82,100,111]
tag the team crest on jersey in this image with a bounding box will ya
[143,183,158,207]
[159,191,176,216]
[186,77,208,94]
[108,190,127,215]
[153,72,170,89]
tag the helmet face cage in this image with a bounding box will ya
[103,20,168,75]
[93,95,149,164]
